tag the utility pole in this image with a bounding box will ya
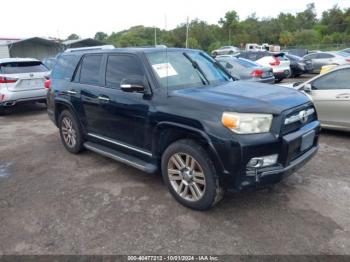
[185,16,190,48]
[229,29,231,45]
[154,26,157,46]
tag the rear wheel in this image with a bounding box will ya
[58,110,84,154]
[161,139,223,210]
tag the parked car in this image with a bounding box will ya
[302,51,350,73]
[294,65,350,131]
[0,58,49,114]
[285,54,313,77]
[236,51,291,82]
[342,48,350,54]
[320,64,337,74]
[47,47,320,210]
[216,55,275,83]
[211,46,239,57]
[42,57,57,71]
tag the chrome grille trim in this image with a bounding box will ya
[284,108,315,125]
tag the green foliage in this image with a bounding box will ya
[66,34,80,41]
[97,3,350,51]
[94,32,108,41]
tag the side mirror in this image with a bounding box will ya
[303,83,312,93]
[120,78,146,93]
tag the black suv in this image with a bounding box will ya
[47,48,320,210]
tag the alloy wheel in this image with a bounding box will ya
[61,117,77,148]
[167,153,206,202]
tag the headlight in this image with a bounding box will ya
[221,112,273,134]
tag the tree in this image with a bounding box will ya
[219,11,240,44]
[94,32,108,41]
[279,31,294,47]
[66,34,80,40]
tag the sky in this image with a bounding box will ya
[1,0,349,39]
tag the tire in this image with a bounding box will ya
[274,78,283,83]
[212,52,217,57]
[161,139,223,210]
[0,107,12,115]
[58,110,84,154]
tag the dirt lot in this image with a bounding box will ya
[0,102,349,255]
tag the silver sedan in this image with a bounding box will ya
[296,65,350,131]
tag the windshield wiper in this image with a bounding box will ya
[183,52,210,85]
[198,52,235,81]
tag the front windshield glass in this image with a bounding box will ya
[146,50,230,89]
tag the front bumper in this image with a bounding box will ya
[216,120,320,190]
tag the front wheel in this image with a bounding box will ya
[161,139,223,210]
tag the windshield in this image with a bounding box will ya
[337,51,350,57]
[146,50,230,89]
[0,61,48,74]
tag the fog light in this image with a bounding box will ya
[247,154,278,168]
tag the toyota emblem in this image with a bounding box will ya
[299,110,308,124]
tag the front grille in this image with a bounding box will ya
[281,103,317,135]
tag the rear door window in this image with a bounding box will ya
[51,55,81,80]
[0,61,48,74]
[79,55,103,85]
[105,55,144,88]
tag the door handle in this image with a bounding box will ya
[98,96,110,102]
[67,90,77,95]
[336,93,350,99]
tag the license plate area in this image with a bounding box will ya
[300,130,315,152]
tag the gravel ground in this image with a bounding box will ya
[0,102,349,255]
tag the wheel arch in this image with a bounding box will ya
[152,122,227,176]
[54,99,85,134]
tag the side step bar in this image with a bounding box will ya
[84,142,157,174]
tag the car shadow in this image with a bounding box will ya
[1,102,47,117]
[321,129,350,138]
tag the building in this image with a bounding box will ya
[0,37,64,60]
[63,38,105,49]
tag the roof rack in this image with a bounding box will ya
[64,45,114,53]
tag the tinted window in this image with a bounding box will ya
[317,53,334,59]
[304,53,318,60]
[0,61,48,74]
[312,69,350,90]
[80,55,103,85]
[51,55,80,80]
[105,55,144,88]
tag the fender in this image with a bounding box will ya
[54,98,86,134]
[153,121,230,176]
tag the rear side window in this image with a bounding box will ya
[0,61,48,74]
[105,55,144,88]
[80,55,103,85]
[236,58,257,68]
[317,53,334,59]
[51,55,80,80]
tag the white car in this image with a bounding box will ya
[211,46,239,57]
[0,58,49,114]
[236,51,291,82]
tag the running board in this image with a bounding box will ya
[83,142,157,173]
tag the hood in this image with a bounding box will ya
[170,81,311,114]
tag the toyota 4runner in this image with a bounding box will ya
[47,48,320,210]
